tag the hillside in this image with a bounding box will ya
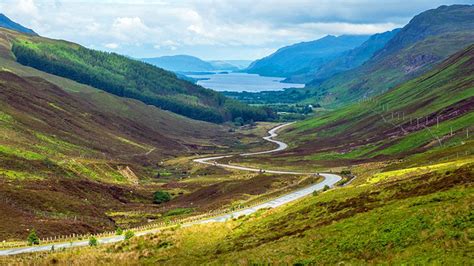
[142,55,215,72]
[6,30,273,123]
[286,28,401,83]
[245,35,369,77]
[272,44,474,169]
[0,27,248,239]
[0,14,37,35]
[306,4,474,107]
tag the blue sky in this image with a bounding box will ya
[1,0,472,60]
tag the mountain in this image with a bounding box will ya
[306,4,474,106]
[245,35,370,77]
[142,55,215,72]
[142,56,252,72]
[0,14,37,35]
[8,31,274,123]
[282,44,474,165]
[208,60,252,70]
[286,28,401,83]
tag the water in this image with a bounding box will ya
[187,72,305,92]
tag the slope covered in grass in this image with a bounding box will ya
[0,27,244,239]
[275,44,474,168]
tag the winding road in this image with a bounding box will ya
[0,123,340,256]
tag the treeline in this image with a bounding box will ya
[223,89,320,105]
[11,40,274,123]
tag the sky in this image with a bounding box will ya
[1,0,472,60]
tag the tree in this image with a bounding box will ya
[27,230,40,246]
[115,227,123,235]
[153,191,171,204]
[124,230,134,240]
[88,236,98,247]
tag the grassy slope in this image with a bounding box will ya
[274,44,474,169]
[0,27,242,239]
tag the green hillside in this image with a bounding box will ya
[7,31,274,123]
[271,44,473,170]
[0,27,246,239]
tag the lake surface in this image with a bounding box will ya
[187,72,305,92]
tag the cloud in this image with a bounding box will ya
[104,43,119,49]
[0,0,470,59]
[300,22,401,35]
[16,0,39,18]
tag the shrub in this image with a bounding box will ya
[124,230,134,240]
[27,230,40,246]
[341,170,352,175]
[323,185,330,191]
[153,191,171,204]
[115,227,123,235]
[88,236,98,247]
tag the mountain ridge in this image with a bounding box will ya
[0,14,37,35]
[245,34,370,77]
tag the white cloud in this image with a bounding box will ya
[16,0,39,18]
[104,43,119,49]
[0,0,469,59]
[300,22,401,35]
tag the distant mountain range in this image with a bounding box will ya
[142,55,251,72]
[285,28,401,83]
[235,4,474,108]
[0,13,37,35]
[245,35,370,77]
[308,4,474,106]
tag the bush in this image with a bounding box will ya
[27,230,40,246]
[341,170,352,175]
[153,191,171,204]
[323,185,330,191]
[115,227,123,235]
[124,230,134,240]
[88,236,98,247]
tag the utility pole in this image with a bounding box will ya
[450,127,453,136]
[467,128,470,139]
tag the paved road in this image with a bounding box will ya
[0,123,340,256]
[192,122,341,223]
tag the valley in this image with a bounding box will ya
[0,3,472,264]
